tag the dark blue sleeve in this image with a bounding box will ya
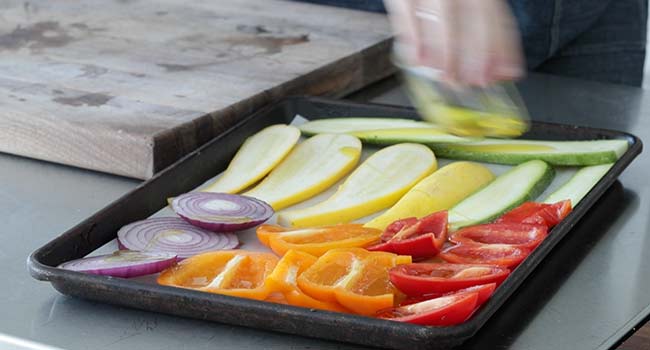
[509,0,647,86]
[291,0,386,13]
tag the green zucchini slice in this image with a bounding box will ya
[449,160,555,229]
[544,163,614,206]
[298,117,434,136]
[429,139,628,166]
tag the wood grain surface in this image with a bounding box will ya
[0,0,393,178]
[619,322,650,350]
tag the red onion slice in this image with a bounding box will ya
[58,250,178,278]
[117,217,239,258]
[171,192,273,232]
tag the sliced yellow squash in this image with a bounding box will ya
[203,124,301,194]
[244,133,362,210]
[277,143,437,227]
[364,161,495,230]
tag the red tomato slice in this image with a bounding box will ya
[400,283,497,308]
[450,223,548,250]
[496,200,572,228]
[381,217,418,241]
[440,243,530,268]
[390,263,510,295]
[368,211,448,259]
[377,292,479,326]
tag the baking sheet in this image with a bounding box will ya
[92,114,576,260]
[29,97,641,350]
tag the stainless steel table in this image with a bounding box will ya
[2,73,649,350]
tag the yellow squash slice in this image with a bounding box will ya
[245,133,362,210]
[203,124,301,194]
[364,161,495,230]
[277,143,437,227]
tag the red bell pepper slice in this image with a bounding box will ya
[450,223,548,250]
[377,292,479,326]
[440,243,530,268]
[367,211,448,259]
[389,263,510,295]
[495,200,572,229]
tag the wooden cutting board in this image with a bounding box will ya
[0,0,393,179]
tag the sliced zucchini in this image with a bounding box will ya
[298,117,434,136]
[202,124,300,194]
[544,163,613,206]
[449,160,555,230]
[244,133,362,210]
[277,144,437,227]
[350,128,469,146]
[429,139,628,166]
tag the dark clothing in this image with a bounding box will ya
[296,0,648,86]
[295,0,387,12]
[509,0,647,86]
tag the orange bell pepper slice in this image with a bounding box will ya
[157,250,278,301]
[256,224,381,257]
[297,248,412,316]
[264,292,290,305]
[265,250,349,313]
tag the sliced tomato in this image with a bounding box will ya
[389,263,510,295]
[454,283,496,306]
[367,211,448,259]
[496,200,572,228]
[440,243,530,268]
[400,283,497,308]
[377,292,479,326]
[381,217,419,241]
[450,223,548,250]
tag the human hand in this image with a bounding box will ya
[385,0,525,87]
